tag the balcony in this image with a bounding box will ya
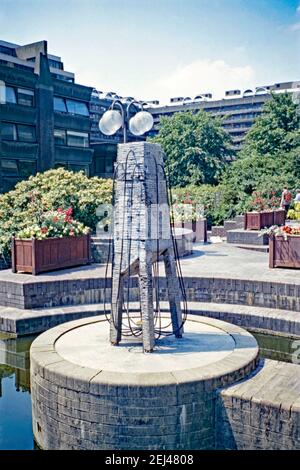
[55,145,93,164]
[0,103,37,124]
[54,112,91,132]
[1,140,38,159]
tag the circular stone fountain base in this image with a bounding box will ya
[30,315,259,450]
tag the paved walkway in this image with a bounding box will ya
[1,242,299,285]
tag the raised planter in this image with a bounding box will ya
[245,210,284,230]
[273,209,286,226]
[12,233,91,275]
[173,219,207,242]
[269,235,300,269]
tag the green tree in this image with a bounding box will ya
[150,110,233,187]
[219,93,300,217]
[242,92,300,156]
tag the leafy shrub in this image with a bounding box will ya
[171,184,229,228]
[0,168,112,262]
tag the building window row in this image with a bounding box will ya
[1,159,36,178]
[54,97,89,116]
[54,129,89,148]
[1,122,36,142]
[4,86,34,107]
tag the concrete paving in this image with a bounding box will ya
[0,241,299,285]
[55,317,237,373]
[0,243,300,285]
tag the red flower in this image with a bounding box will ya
[65,208,73,216]
[41,227,48,234]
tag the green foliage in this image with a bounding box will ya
[171,184,230,227]
[242,92,300,156]
[150,110,233,187]
[218,93,300,218]
[0,168,112,261]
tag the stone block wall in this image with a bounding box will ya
[215,359,300,449]
[227,229,269,246]
[1,275,300,312]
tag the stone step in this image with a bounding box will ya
[236,244,269,253]
[227,229,269,246]
[1,300,299,337]
[211,226,226,238]
[224,220,238,231]
[216,358,300,450]
[234,214,246,228]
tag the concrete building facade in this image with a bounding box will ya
[0,40,94,192]
[148,81,300,150]
[1,39,299,188]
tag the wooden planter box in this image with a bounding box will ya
[12,233,91,275]
[273,209,286,226]
[269,235,300,269]
[173,219,207,242]
[245,210,278,230]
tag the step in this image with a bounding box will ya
[1,301,299,337]
[217,359,300,450]
[234,214,246,229]
[211,226,226,238]
[236,244,269,253]
[227,229,269,246]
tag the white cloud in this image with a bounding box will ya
[142,59,255,104]
[297,4,300,14]
[289,21,300,31]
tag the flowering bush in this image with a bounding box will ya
[248,190,281,212]
[17,208,89,240]
[0,168,112,264]
[260,224,300,240]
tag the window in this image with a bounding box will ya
[48,59,63,70]
[0,45,16,56]
[67,131,89,148]
[5,86,16,104]
[4,86,34,106]
[54,129,66,145]
[54,97,67,113]
[1,122,17,141]
[54,97,88,115]
[1,123,36,142]
[1,159,18,176]
[18,125,36,142]
[18,160,36,178]
[1,159,36,178]
[66,99,89,116]
[17,88,34,107]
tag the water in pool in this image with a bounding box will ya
[0,329,297,450]
[0,333,35,450]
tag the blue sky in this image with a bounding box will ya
[1,0,300,103]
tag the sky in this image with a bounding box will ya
[0,0,300,104]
